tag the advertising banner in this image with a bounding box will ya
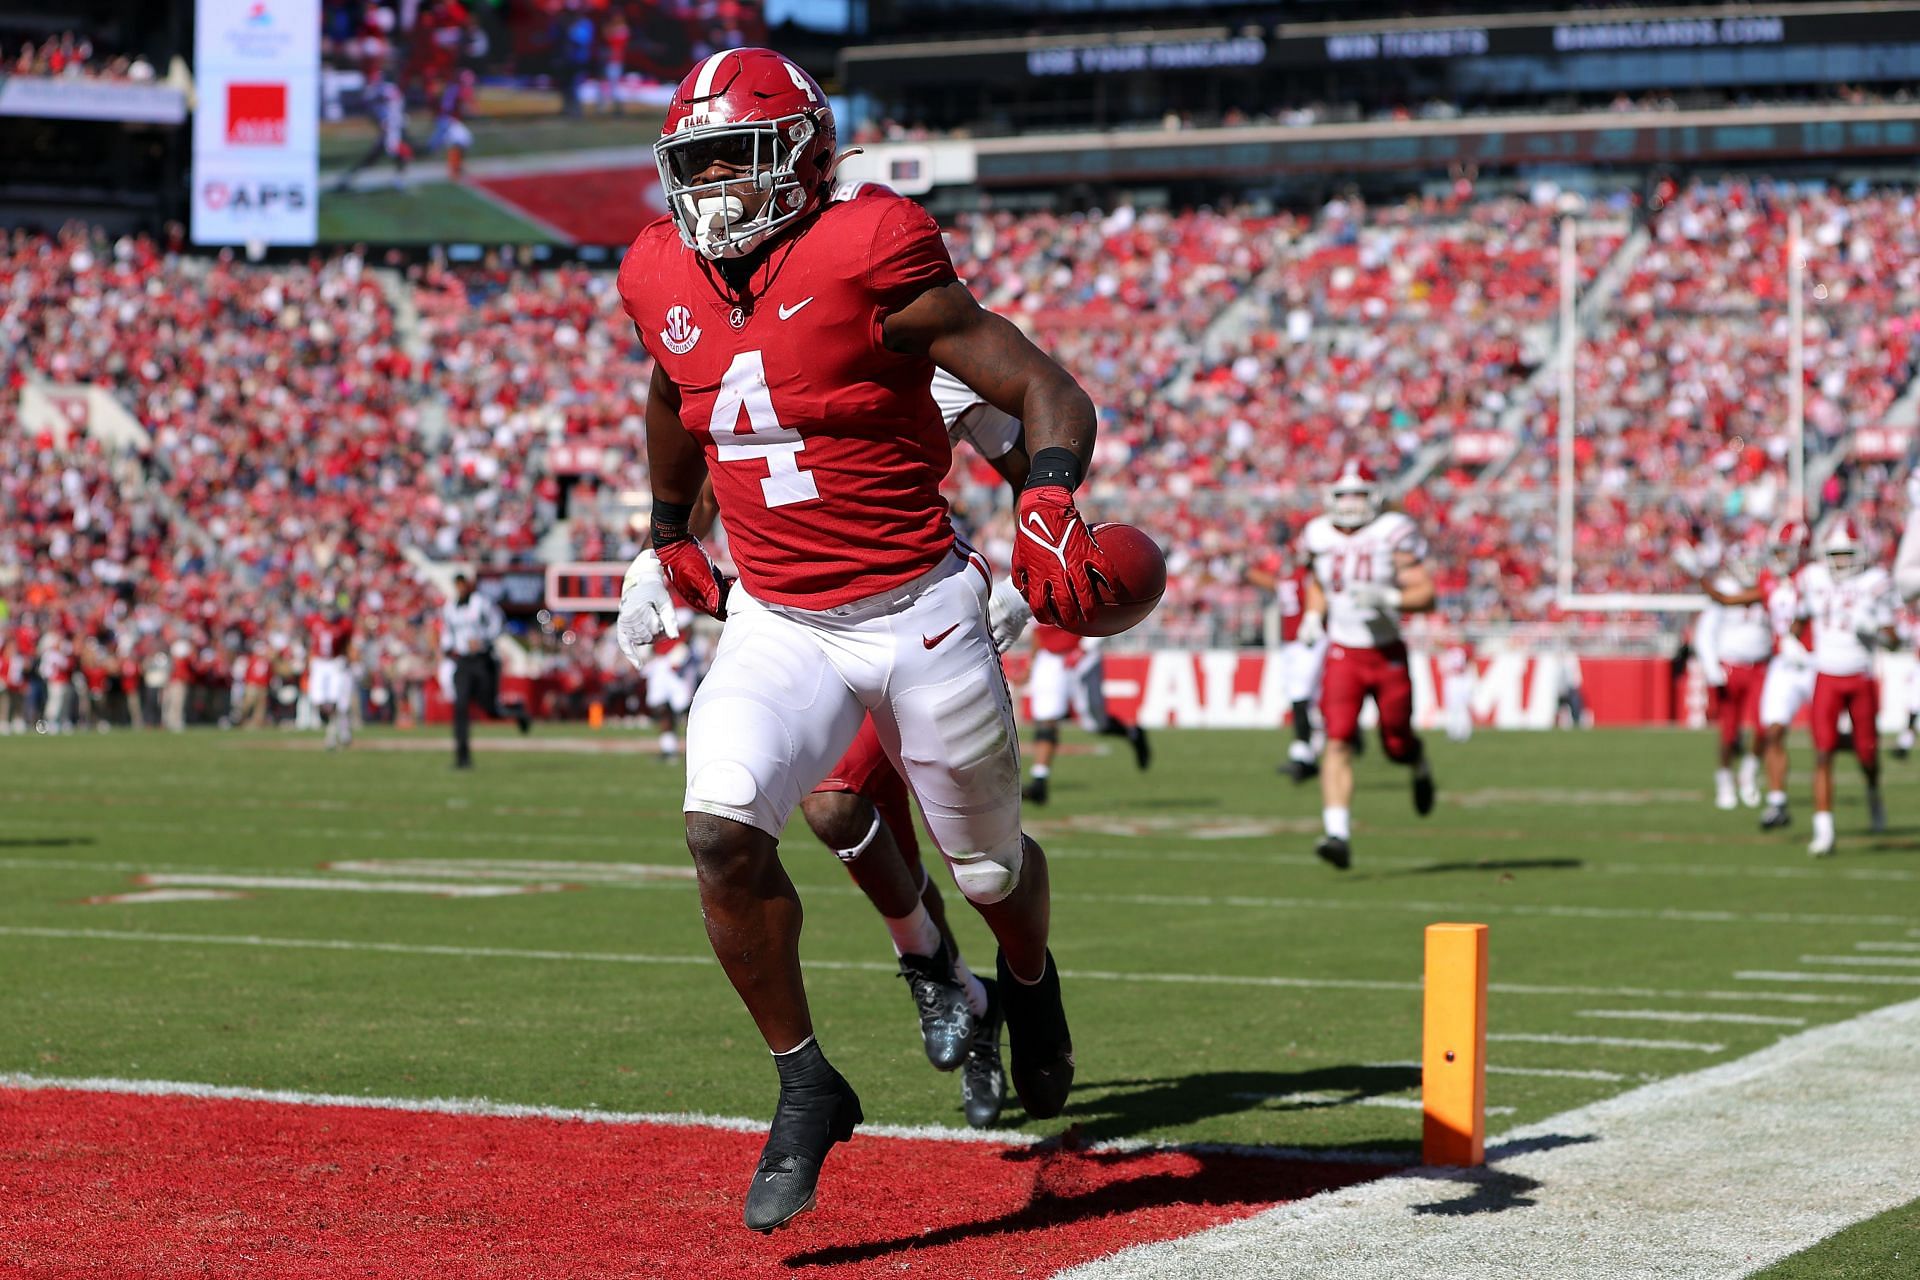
[192,0,319,245]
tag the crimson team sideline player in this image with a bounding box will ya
[613,48,1120,1233]
[1703,540,1771,811]
[1797,517,1895,856]
[1298,460,1437,869]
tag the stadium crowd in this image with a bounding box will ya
[6,179,1919,725]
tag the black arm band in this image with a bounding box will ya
[1024,447,1085,492]
[651,498,694,548]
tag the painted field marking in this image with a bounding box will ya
[0,926,1866,1005]
[324,858,698,883]
[0,1072,1409,1167]
[1856,941,1920,952]
[1065,996,1920,1280]
[82,889,246,906]
[138,873,569,899]
[1485,1032,1723,1053]
[1370,1061,1636,1083]
[1575,1009,1806,1027]
[1736,969,1920,986]
[1230,1091,1517,1118]
[1799,953,1920,967]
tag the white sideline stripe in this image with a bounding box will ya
[1230,1091,1517,1118]
[1367,1061,1637,1083]
[83,889,246,906]
[1800,953,1920,967]
[1576,1010,1807,1027]
[1856,941,1920,952]
[1485,1032,1724,1053]
[1737,969,1920,986]
[139,874,569,898]
[0,1072,1407,1168]
[1066,997,1920,1280]
[5,853,1914,931]
[0,927,1866,1005]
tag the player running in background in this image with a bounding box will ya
[332,72,414,194]
[423,70,475,180]
[1245,533,1324,781]
[306,605,356,750]
[613,48,1110,1232]
[1798,517,1895,856]
[1705,520,1813,830]
[1703,538,1771,811]
[1298,459,1437,869]
[641,622,697,760]
[1020,626,1150,805]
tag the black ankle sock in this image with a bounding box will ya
[773,1037,833,1088]
[1291,702,1313,742]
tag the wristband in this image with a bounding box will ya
[650,498,694,548]
[1023,447,1085,493]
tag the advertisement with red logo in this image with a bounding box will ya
[192,0,319,245]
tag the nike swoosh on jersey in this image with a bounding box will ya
[923,624,961,650]
[778,297,815,320]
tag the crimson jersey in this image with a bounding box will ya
[307,616,353,660]
[619,192,960,609]
[1276,566,1310,644]
[1033,623,1085,659]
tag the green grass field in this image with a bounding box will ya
[317,181,565,244]
[5,726,1916,1272]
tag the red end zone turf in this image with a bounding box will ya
[1,1087,1390,1279]
[469,167,664,246]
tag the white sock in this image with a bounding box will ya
[1031,763,1050,780]
[953,954,990,1017]
[1323,806,1351,840]
[659,730,679,755]
[1715,768,1734,791]
[1738,757,1759,787]
[885,901,941,959]
[1813,811,1835,843]
[1767,790,1787,806]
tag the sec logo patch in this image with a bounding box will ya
[661,305,701,355]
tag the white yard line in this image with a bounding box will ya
[1575,1010,1806,1027]
[137,873,569,898]
[1485,1032,1724,1053]
[1736,969,1920,986]
[81,889,246,906]
[1230,1091,1517,1118]
[1799,953,1920,967]
[0,926,1865,1005]
[1367,1061,1639,1083]
[1855,941,1920,952]
[1067,996,1920,1280]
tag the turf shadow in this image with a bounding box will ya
[781,1138,1394,1270]
[0,836,96,848]
[1409,1133,1599,1216]
[1369,857,1584,878]
[1059,1065,1423,1145]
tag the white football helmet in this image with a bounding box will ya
[1326,459,1380,530]
[1819,516,1866,578]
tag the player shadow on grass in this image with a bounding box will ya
[1365,857,1584,878]
[1053,1065,1425,1148]
[0,836,94,847]
[1408,1133,1600,1216]
[782,1135,1393,1270]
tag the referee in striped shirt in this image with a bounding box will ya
[441,574,529,769]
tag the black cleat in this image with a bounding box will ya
[1760,802,1791,831]
[960,978,1006,1129]
[1413,769,1436,817]
[1129,725,1152,771]
[1283,757,1320,784]
[743,1061,862,1233]
[1022,775,1049,806]
[897,943,976,1072]
[997,948,1074,1120]
[515,708,532,735]
[1315,835,1352,870]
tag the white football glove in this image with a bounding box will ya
[988,576,1033,655]
[616,550,679,671]
[1776,632,1810,665]
[1697,656,1726,689]
[1297,610,1326,647]
[1347,581,1404,612]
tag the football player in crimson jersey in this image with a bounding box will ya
[1796,517,1896,856]
[1245,528,1325,781]
[1699,537,1773,811]
[1020,626,1150,805]
[1297,460,1438,870]
[1705,520,1815,831]
[611,48,1113,1232]
[305,605,356,750]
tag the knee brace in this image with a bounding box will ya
[946,835,1024,905]
[832,812,884,865]
[1033,723,1060,746]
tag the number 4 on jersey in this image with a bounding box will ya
[709,349,819,509]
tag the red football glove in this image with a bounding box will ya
[1012,485,1111,631]
[655,537,732,620]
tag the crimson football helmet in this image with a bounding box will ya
[1819,515,1866,578]
[1768,518,1809,574]
[1326,459,1380,530]
[655,47,838,260]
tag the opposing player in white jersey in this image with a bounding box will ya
[1704,520,1812,830]
[1297,459,1437,869]
[1439,633,1475,744]
[1797,517,1895,856]
[1702,538,1772,810]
